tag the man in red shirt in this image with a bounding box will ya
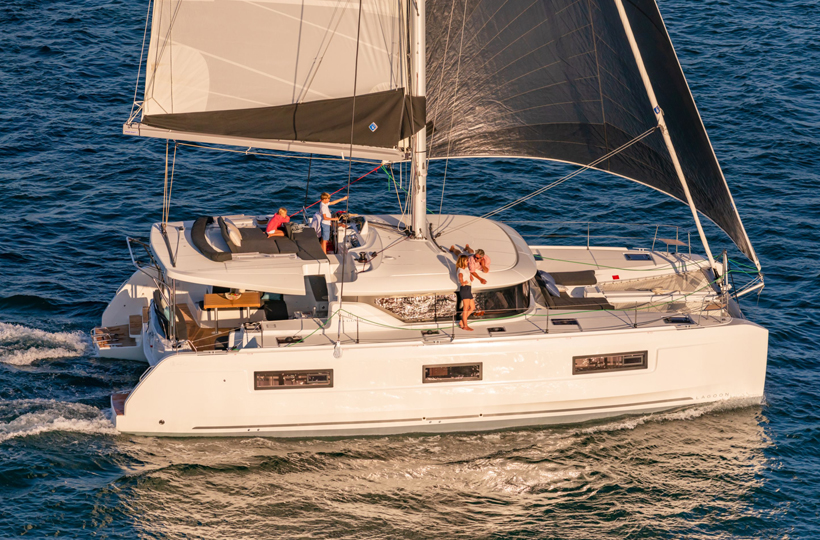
[266,208,290,237]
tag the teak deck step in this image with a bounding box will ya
[129,314,143,336]
[92,324,136,349]
[177,304,226,352]
[111,392,129,416]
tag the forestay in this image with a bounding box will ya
[134,0,424,159]
[426,0,759,268]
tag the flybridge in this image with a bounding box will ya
[147,214,538,297]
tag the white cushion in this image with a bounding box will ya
[538,271,561,297]
[224,218,242,247]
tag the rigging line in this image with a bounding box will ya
[129,0,153,122]
[166,142,178,226]
[437,0,470,221]
[387,164,405,215]
[302,154,313,223]
[442,126,659,235]
[172,142,379,164]
[294,0,351,104]
[338,0,364,343]
[290,164,381,218]
[162,140,169,225]
[476,126,657,217]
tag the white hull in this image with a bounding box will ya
[114,316,767,437]
[99,215,768,437]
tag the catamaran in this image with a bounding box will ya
[94,0,768,437]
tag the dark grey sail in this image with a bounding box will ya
[426,0,759,267]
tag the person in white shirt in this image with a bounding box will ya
[319,192,348,253]
[456,255,475,331]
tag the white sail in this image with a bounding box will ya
[131,0,424,159]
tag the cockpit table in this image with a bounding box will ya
[203,292,263,332]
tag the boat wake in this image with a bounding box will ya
[0,399,116,443]
[576,397,764,435]
[0,322,90,366]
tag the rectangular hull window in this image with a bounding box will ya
[572,351,648,375]
[423,363,482,383]
[255,370,333,390]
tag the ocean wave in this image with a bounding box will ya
[0,322,90,365]
[0,399,115,443]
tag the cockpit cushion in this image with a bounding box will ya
[191,217,232,262]
[218,217,280,254]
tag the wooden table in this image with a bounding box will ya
[203,292,263,332]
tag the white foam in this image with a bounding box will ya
[0,322,90,365]
[576,397,761,435]
[0,400,116,443]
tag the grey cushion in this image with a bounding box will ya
[272,236,299,254]
[544,292,614,311]
[293,229,327,260]
[192,217,231,262]
[219,217,280,254]
[549,270,597,286]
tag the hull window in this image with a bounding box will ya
[254,370,333,390]
[423,363,483,383]
[572,351,648,375]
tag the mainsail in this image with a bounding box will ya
[130,0,424,160]
[425,0,759,267]
[125,0,758,267]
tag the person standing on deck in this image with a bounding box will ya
[456,255,475,331]
[319,192,348,254]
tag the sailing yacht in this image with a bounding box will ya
[95,0,768,437]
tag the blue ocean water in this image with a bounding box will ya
[1,0,818,537]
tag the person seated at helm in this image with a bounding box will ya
[449,244,491,284]
[266,207,290,237]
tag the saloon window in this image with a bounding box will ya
[572,351,648,375]
[371,283,529,323]
[255,370,333,389]
[423,363,482,383]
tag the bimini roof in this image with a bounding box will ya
[149,220,323,295]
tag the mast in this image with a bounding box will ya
[409,0,427,239]
[613,0,718,275]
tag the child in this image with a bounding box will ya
[319,192,348,253]
[456,255,475,331]
[266,207,290,237]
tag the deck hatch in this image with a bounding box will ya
[624,253,653,261]
[572,351,648,375]
[551,318,579,326]
[254,369,333,390]
[423,362,482,383]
